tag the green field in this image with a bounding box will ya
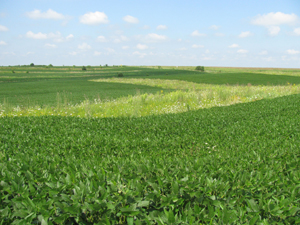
[1,65,300,224]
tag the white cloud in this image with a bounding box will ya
[78,43,91,50]
[179,47,187,51]
[122,46,129,50]
[251,12,299,26]
[54,33,73,42]
[66,34,74,40]
[136,44,148,50]
[142,25,150,29]
[293,27,300,36]
[113,35,129,43]
[205,50,210,54]
[0,25,8,31]
[157,25,167,30]
[287,49,299,55]
[25,9,65,20]
[123,15,139,24]
[69,51,77,56]
[262,57,273,62]
[0,41,7,45]
[94,51,101,56]
[268,26,280,36]
[191,30,206,37]
[202,56,214,60]
[259,50,268,55]
[192,44,204,48]
[229,44,239,48]
[178,38,182,42]
[26,31,48,39]
[133,51,146,58]
[25,31,66,42]
[105,48,115,53]
[140,33,167,43]
[97,35,107,42]
[238,31,252,38]
[210,25,220,30]
[2,51,15,56]
[45,43,57,48]
[282,55,300,61]
[237,49,248,54]
[215,33,225,37]
[61,20,70,26]
[80,12,109,25]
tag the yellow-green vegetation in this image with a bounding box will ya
[1,77,300,118]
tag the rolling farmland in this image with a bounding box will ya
[1,65,300,224]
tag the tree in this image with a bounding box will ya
[82,66,87,71]
[195,66,204,72]
[30,63,34,67]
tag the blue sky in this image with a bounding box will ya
[0,0,300,67]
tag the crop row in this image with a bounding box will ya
[1,94,300,224]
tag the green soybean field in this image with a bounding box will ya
[1,65,300,224]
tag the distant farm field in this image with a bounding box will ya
[1,65,300,224]
[1,66,300,118]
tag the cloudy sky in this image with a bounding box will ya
[1,0,300,67]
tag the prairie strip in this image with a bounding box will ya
[1,78,300,118]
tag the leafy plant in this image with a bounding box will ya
[195,66,205,72]
[82,66,87,71]
[1,94,300,223]
[117,72,124,77]
[30,63,34,67]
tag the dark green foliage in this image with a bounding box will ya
[148,72,300,86]
[11,70,15,73]
[117,73,124,77]
[1,94,300,223]
[1,66,300,110]
[0,79,167,107]
[195,66,205,71]
[48,64,53,67]
[82,66,87,71]
[30,63,34,67]
[2,66,300,109]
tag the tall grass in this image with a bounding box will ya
[1,78,300,118]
